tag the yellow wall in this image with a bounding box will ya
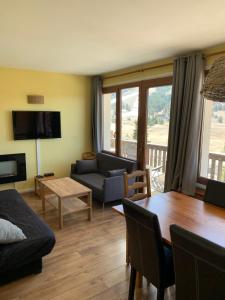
[103,58,173,87]
[0,68,91,192]
[102,43,225,87]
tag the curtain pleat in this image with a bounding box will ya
[91,76,103,153]
[164,53,204,196]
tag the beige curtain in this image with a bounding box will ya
[164,52,204,196]
[91,76,103,153]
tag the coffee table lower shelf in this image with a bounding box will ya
[47,197,90,216]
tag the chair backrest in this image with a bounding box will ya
[124,169,151,201]
[122,198,166,288]
[170,224,225,300]
[204,179,225,208]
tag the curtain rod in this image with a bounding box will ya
[103,49,225,80]
[103,62,173,80]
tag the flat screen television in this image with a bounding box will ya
[12,111,61,140]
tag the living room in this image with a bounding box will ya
[1,1,225,300]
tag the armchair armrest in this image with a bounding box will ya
[103,175,124,202]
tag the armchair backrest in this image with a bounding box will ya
[96,152,137,176]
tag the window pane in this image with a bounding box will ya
[121,87,139,160]
[200,100,225,181]
[146,85,172,191]
[103,93,116,152]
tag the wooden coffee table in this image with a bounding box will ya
[35,175,56,196]
[40,177,92,229]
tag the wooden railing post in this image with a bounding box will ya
[209,152,225,182]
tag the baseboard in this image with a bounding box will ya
[0,184,35,194]
[18,188,35,194]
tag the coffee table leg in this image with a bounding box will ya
[88,191,92,221]
[58,197,63,229]
[35,177,37,195]
[41,184,46,213]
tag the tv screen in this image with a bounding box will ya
[12,111,61,140]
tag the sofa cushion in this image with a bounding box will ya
[96,152,136,176]
[0,218,26,244]
[71,173,105,201]
[72,173,104,189]
[107,168,126,177]
[76,159,98,174]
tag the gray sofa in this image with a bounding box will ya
[0,189,55,284]
[71,152,137,204]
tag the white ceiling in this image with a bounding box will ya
[0,0,225,75]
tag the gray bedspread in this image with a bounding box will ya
[0,189,55,274]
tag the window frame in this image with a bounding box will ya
[138,77,173,168]
[103,73,225,190]
[102,88,117,155]
[197,97,225,185]
[102,76,173,168]
[196,69,224,186]
[102,81,140,157]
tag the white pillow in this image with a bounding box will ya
[0,218,27,244]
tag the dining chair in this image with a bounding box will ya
[170,224,225,300]
[123,169,151,201]
[122,198,175,300]
[123,169,151,264]
[204,179,225,208]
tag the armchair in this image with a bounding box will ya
[71,152,137,204]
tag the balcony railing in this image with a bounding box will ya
[120,140,225,183]
[208,152,225,181]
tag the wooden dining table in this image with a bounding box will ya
[113,191,225,247]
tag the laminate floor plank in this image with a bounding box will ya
[0,192,175,300]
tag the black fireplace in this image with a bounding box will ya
[0,153,26,184]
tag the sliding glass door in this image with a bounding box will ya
[102,77,172,192]
[121,87,139,160]
[103,92,116,153]
[200,99,225,182]
[146,83,172,191]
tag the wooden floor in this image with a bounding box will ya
[0,193,175,300]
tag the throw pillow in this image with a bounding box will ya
[0,218,26,244]
[76,159,98,174]
[107,168,126,177]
